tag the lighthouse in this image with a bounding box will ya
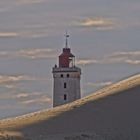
[52,33,81,107]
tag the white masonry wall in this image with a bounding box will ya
[53,67,81,107]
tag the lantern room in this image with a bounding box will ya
[58,32,75,68]
[59,48,75,68]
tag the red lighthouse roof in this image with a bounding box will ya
[59,33,75,68]
[59,48,75,67]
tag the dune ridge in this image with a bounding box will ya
[0,74,140,128]
[0,74,140,139]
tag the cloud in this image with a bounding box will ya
[18,30,48,38]
[76,59,99,65]
[0,48,57,59]
[0,92,28,100]
[4,84,16,89]
[0,91,47,104]
[0,28,48,39]
[0,29,48,39]
[17,48,57,59]
[0,74,48,90]
[0,103,27,110]
[124,60,140,65]
[76,17,116,30]
[77,51,140,66]
[86,81,113,87]
[108,51,140,58]
[0,32,19,38]
[16,92,42,99]
[107,51,140,65]
[0,94,14,100]
[16,93,30,98]
[0,90,51,110]
[21,95,51,105]
[0,75,35,85]
[0,75,48,99]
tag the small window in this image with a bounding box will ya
[67,74,70,78]
[64,94,67,100]
[64,82,67,88]
[61,74,63,78]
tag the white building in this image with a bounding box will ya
[52,33,81,107]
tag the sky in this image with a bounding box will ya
[0,0,140,118]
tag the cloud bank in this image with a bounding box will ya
[76,59,99,65]
[0,48,57,59]
[0,32,18,38]
[75,17,116,30]
[0,75,35,85]
[0,30,48,39]
[77,51,140,65]
[18,48,57,59]
[21,95,51,105]
[86,81,113,87]
[2,41,139,66]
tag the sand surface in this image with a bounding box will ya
[0,74,140,140]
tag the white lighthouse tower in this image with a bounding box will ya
[52,33,81,107]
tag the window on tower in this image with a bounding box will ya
[64,82,67,88]
[67,74,70,78]
[61,74,63,78]
[64,94,67,100]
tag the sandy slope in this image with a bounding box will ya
[1,74,140,140]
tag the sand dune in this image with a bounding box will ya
[1,74,140,140]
